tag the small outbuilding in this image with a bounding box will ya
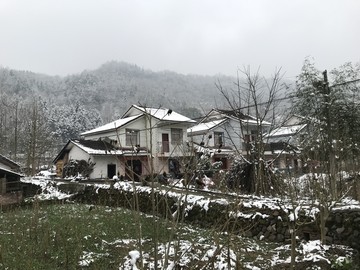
[53,139,149,180]
[0,154,22,194]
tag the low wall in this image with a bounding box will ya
[322,208,360,249]
[68,184,360,250]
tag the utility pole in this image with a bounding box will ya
[323,70,337,199]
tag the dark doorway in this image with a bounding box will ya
[107,164,116,179]
[214,158,227,170]
[162,133,169,153]
[168,158,180,178]
[126,159,142,181]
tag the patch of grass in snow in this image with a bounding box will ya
[0,202,170,269]
[0,202,355,269]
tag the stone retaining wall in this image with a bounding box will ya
[68,184,360,250]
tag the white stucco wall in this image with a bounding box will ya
[187,118,265,152]
[68,146,92,162]
[92,155,121,179]
[67,146,121,179]
[188,120,242,150]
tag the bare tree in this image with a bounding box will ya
[24,98,55,175]
[217,67,285,195]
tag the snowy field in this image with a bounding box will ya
[17,174,359,269]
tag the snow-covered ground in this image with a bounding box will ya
[20,173,359,269]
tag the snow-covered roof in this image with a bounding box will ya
[81,115,142,136]
[54,139,149,163]
[131,105,196,123]
[267,124,306,138]
[0,166,23,177]
[187,119,227,134]
[71,140,124,155]
[214,108,256,121]
[0,154,21,170]
[205,108,271,126]
[242,118,271,125]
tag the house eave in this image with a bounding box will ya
[81,114,144,137]
[0,167,23,177]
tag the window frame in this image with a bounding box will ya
[171,128,183,145]
[214,131,224,147]
[125,129,140,146]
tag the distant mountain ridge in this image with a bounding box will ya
[0,61,236,120]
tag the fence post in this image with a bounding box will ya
[0,178,7,194]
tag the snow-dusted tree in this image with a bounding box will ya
[217,67,285,195]
[293,59,360,245]
[47,102,102,144]
[0,92,12,155]
[293,58,360,199]
[0,93,25,162]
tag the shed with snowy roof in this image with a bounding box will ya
[0,154,22,193]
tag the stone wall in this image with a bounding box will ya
[68,184,360,249]
[323,208,360,249]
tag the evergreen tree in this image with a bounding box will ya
[293,58,360,199]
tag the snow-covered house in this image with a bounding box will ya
[187,109,271,169]
[264,115,307,172]
[0,154,22,193]
[54,105,195,180]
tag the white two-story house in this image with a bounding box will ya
[187,108,271,169]
[54,105,195,180]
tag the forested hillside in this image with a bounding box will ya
[1,61,235,121]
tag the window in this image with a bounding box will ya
[162,133,169,153]
[126,129,139,146]
[251,130,257,142]
[214,132,224,147]
[243,134,252,150]
[244,131,257,143]
[171,128,183,144]
[107,164,116,179]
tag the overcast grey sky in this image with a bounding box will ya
[0,0,359,79]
